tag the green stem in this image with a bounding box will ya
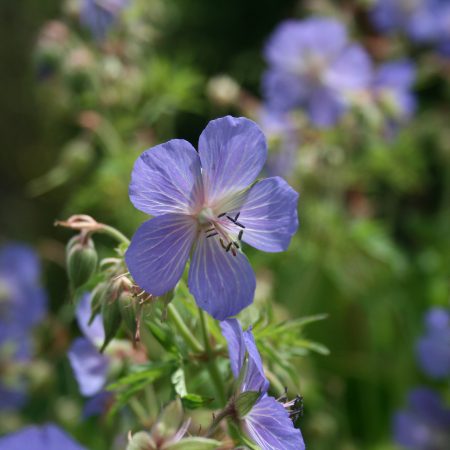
[98,224,130,246]
[199,308,226,406]
[167,303,204,353]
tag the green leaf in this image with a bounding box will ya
[171,367,187,397]
[181,393,213,410]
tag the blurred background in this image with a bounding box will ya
[0,0,449,449]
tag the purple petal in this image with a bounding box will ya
[68,338,109,397]
[0,424,87,450]
[242,328,269,393]
[308,87,346,128]
[236,177,298,252]
[220,319,246,378]
[0,244,40,284]
[188,233,256,320]
[245,395,305,450]
[76,293,104,346]
[125,214,197,296]
[375,60,416,89]
[326,44,373,91]
[264,18,347,72]
[83,391,113,418]
[425,308,449,332]
[198,116,267,206]
[129,140,203,216]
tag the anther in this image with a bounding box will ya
[206,232,218,238]
[206,228,215,233]
[219,238,227,250]
[225,242,232,252]
[218,212,227,218]
[233,241,240,249]
[238,230,244,241]
[235,221,245,229]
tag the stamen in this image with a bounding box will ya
[218,212,227,218]
[219,238,227,250]
[206,232,218,238]
[206,228,216,233]
[231,247,237,257]
[225,242,232,252]
[238,230,243,241]
[235,221,246,229]
[233,241,240,249]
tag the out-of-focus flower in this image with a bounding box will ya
[125,116,299,320]
[68,293,109,397]
[436,2,450,57]
[416,307,450,379]
[0,424,87,450]
[393,388,450,449]
[258,110,300,179]
[370,0,438,42]
[80,0,129,40]
[221,319,305,450]
[0,243,47,410]
[206,75,241,107]
[262,18,372,127]
[373,59,417,126]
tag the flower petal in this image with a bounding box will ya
[242,328,269,393]
[76,293,105,347]
[220,319,246,378]
[188,233,256,320]
[129,140,203,216]
[125,214,197,296]
[245,395,305,450]
[236,177,298,252]
[68,338,109,397]
[308,87,346,128]
[198,116,267,205]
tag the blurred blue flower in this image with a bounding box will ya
[436,2,450,57]
[263,18,372,127]
[393,387,450,449]
[416,307,450,379]
[221,319,305,450]
[371,0,438,42]
[0,243,47,410]
[80,0,129,40]
[373,59,417,131]
[0,424,87,450]
[126,116,299,320]
[68,293,109,398]
[259,110,299,179]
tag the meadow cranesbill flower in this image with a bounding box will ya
[0,424,87,450]
[373,59,416,128]
[263,18,372,127]
[68,293,109,398]
[221,319,305,450]
[0,243,47,410]
[80,0,129,40]
[393,387,450,449]
[126,116,299,320]
[370,0,438,42]
[416,307,450,379]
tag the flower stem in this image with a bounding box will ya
[98,224,130,246]
[167,303,204,353]
[199,308,226,406]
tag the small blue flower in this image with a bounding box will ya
[416,307,450,379]
[263,18,372,127]
[371,0,438,42]
[126,116,299,320]
[393,387,450,449]
[0,424,87,450]
[0,243,47,410]
[80,0,129,40]
[221,319,305,450]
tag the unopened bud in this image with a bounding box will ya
[126,432,154,450]
[118,293,138,342]
[100,289,122,352]
[66,235,98,289]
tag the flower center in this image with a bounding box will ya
[200,210,246,257]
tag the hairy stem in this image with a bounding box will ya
[167,303,204,353]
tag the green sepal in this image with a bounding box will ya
[235,391,261,419]
[100,292,122,352]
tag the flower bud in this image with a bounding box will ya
[118,292,138,342]
[66,235,98,289]
[100,289,122,352]
[126,431,155,450]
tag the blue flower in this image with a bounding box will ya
[416,307,450,379]
[371,0,438,42]
[125,116,299,320]
[0,243,47,410]
[393,388,450,449]
[221,319,305,450]
[68,293,109,398]
[263,18,372,127]
[0,424,87,450]
[80,0,129,40]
